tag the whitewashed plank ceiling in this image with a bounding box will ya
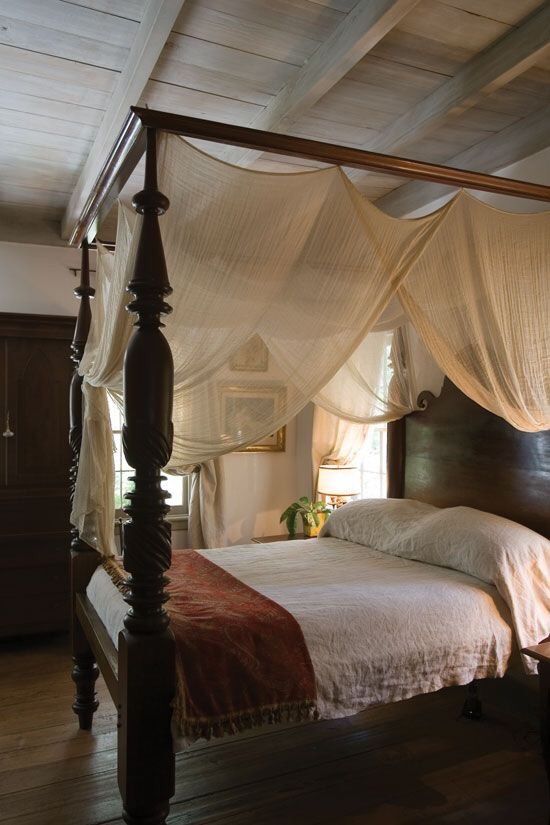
[0,0,548,244]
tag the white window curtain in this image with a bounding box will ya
[71,134,550,556]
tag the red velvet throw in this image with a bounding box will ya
[106,550,317,741]
[169,550,317,740]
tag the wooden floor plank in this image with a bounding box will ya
[0,637,547,825]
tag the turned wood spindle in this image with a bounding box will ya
[118,127,176,825]
[69,238,100,730]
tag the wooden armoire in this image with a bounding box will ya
[0,313,74,637]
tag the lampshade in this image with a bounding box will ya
[317,465,361,497]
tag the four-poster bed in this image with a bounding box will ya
[68,108,550,825]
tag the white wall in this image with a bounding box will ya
[220,404,314,545]
[0,241,95,316]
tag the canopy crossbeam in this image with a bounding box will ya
[69,106,550,247]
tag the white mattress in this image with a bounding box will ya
[87,537,514,746]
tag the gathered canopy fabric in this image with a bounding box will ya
[71,133,550,556]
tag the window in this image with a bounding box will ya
[357,423,387,499]
[108,396,189,515]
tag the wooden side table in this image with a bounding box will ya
[251,533,312,544]
[523,641,550,794]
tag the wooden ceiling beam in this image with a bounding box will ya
[215,0,421,166]
[61,0,186,241]
[376,101,550,216]
[367,2,550,156]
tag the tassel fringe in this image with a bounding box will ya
[102,556,130,595]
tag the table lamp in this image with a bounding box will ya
[317,465,361,508]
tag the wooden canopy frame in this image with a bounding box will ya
[68,108,550,825]
[69,105,550,247]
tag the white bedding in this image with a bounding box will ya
[88,534,515,742]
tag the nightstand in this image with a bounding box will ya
[251,533,312,544]
[523,641,550,790]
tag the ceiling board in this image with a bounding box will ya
[436,0,543,26]
[181,0,346,42]
[0,70,111,111]
[0,44,118,93]
[0,164,79,194]
[172,2,322,65]
[0,15,130,71]
[141,79,263,124]
[0,0,549,243]
[152,31,298,104]
[0,108,98,141]
[0,139,87,168]
[0,90,104,127]
[60,0,147,19]
[397,0,510,51]
[1,0,139,47]
[344,168,410,198]
[0,124,93,154]
[0,183,70,209]
[477,83,549,117]
[288,113,380,146]
[347,52,448,90]
[369,27,473,74]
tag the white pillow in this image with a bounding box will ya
[319,497,438,550]
[322,499,550,668]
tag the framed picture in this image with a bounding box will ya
[229,334,269,372]
[239,426,286,453]
[220,385,286,452]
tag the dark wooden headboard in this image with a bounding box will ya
[387,378,550,539]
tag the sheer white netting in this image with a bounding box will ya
[71,133,550,555]
[399,192,550,431]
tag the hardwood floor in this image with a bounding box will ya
[0,635,548,824]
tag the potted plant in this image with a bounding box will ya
[280,497,331,538]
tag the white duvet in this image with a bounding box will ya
[88,528,517,736]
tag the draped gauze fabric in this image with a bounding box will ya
[71,132,550,556]
[399,192,550,432]
[311,317,445,495]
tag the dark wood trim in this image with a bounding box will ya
[118,127,176,825]
[133,107,550,202]
[69,106,550,248]
[387,378,550,538]
[523,643,550,793]
[386,418,405,498]
[76,594,119,704]
[0,312,75,339]
[69,239,102,732]
[69,109,145,248]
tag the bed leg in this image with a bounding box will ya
[118,630,175,825]
[71,649,99,730]
[71,545,101,730]
[461,680,483,720]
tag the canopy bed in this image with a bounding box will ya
[67,107,550,825]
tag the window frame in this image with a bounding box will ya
[108,394,190,520]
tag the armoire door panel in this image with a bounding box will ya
[6,337,72,489]
[0,340,6,488]
[0,313,75,637]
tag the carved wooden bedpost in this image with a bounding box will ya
[118,127,176,825]
[70,238,100,730]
